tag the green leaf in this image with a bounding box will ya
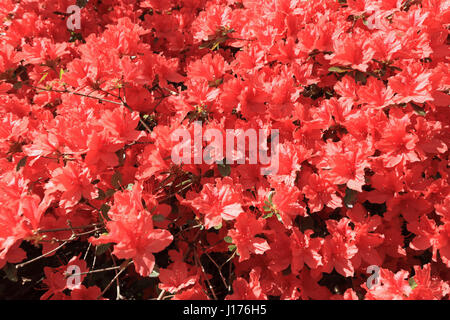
[214,223,222,230]
[152,214,165,222]
[150,266,160,278]
[275,213,282,222]
[16,156,27,171]
[208,78,223,88]
[224,236,233,243]
[211,41,221,51]
[125,183,134,190]
[95,243,112,256]
[59,68,65,80]
[409,277,418,290]
[328,66,349,73]
[218,163,231,177]
[268,191,275,203]
[411,103,426,116]
[228,244,237,252]
[263,212,273,219]
[3,263,18,282]
[39,72,49,84]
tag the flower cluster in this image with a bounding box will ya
[0,0,449,300]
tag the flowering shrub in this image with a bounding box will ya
[0,0,449,300]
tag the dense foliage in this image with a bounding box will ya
[0,0,449,300]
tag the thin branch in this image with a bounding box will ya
[91,245,97,270]
[36,223,103,234]
[221,250,236,269]
[99,260,133,299]
[30,84,153,133]
[156,290,166,300]
[157,227,203,301]
[16,239,71,269]
[108,249,124,300]
[42,228,103,242]
[33,86,123,106]
[194,250,217,300]
[173,224,203,238]
[183,227,203,261]
[157,182,193,203]
[83,242,92,261]
[117,86,153,133]
[204,251,228,289]
[67,265,123,277]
